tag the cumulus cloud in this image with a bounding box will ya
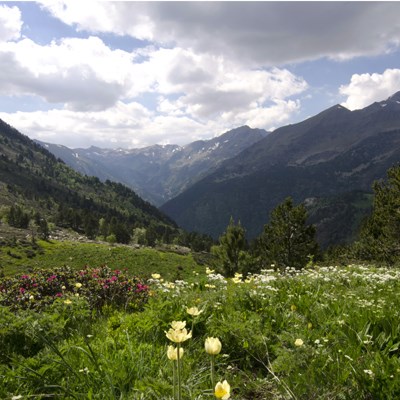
[340,69,400,110]
[0,5,22,42]
[0,36,142,110]
[0,101,210,149]
[39,2,400,66]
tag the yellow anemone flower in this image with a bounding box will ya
[171,321,186,330]
[151,273,161,279]
[215,380,230,399]
[205,337,222,355]
[186,306,203,316]
[167,345,184,360]
[165,328,192,343]
[294,338,304,347]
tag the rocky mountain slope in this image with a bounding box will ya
[161,92,400,248]
[39,126,267,206]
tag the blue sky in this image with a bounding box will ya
[1,1,400,149]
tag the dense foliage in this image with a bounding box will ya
[2,264,400,399]
[254,197,319,270]
[355,165,400,264]
[0,265,149,312]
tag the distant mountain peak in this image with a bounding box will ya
[386,91,400,102]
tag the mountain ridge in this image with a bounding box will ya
[38,125,267,205]
[160,92,400,248]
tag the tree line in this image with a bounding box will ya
[211,164,400,276]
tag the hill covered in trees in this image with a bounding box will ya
[0,119,180,245]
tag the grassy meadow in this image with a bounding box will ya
[1,259,400,399]
[0,238,202,280]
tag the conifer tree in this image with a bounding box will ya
[255,197,318,270]
[356,165,400,264]
[211,217,247,277]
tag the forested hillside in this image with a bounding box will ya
[0,119,178,244]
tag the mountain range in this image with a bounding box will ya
[37,126,267,206]
[161,92,400,247]
[30,92,400,248]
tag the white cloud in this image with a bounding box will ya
[39,2,400,66]
[0,5,22,42]
[0,101,211,149]
[0,36,143,110]
[340,69,400,110]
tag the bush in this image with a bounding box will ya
[0,265,149,312]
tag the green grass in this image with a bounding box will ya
[0,239,202,280]
[2,264,400,399]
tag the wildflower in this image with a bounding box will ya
[291,304,297,311]
[75,282,82,288]
[294,338,304,347]
[206,267,215,275]
[186,306,203,316]
[165,328,192,343]
[61,285,66,290]
[215,380,230,399]
[171,321,186,330]
[29,295,34,300]
[205,337,222,355]
[151,273,161,279]
[64,299,72,305]
[167,345,184,360]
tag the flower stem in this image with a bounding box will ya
[177,343,182,400]
[173,360,177,399]
[211,354,215,391]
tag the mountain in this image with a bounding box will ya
[161,92,400,248]
[38,125,267,206]
[0,119,178,242]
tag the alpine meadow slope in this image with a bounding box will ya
[161,92,400,248]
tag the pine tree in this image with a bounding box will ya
[356,165,400,264]
[211,217,247,277]
[255,197,318,270]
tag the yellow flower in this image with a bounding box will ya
[294,338,304,347]
[167,345,184,360]
[165,327,192,343]
[151,273,161,279]
[205,337,222,355]
[171,321,186,330]
[186,306,203,316]
[64,299,72,305]
[61,286,66,290]
[75,282,82,288]
[215,380,230,399]
[291,304,297,311]
[206,267,215,275]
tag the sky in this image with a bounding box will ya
[1,1,400,149]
